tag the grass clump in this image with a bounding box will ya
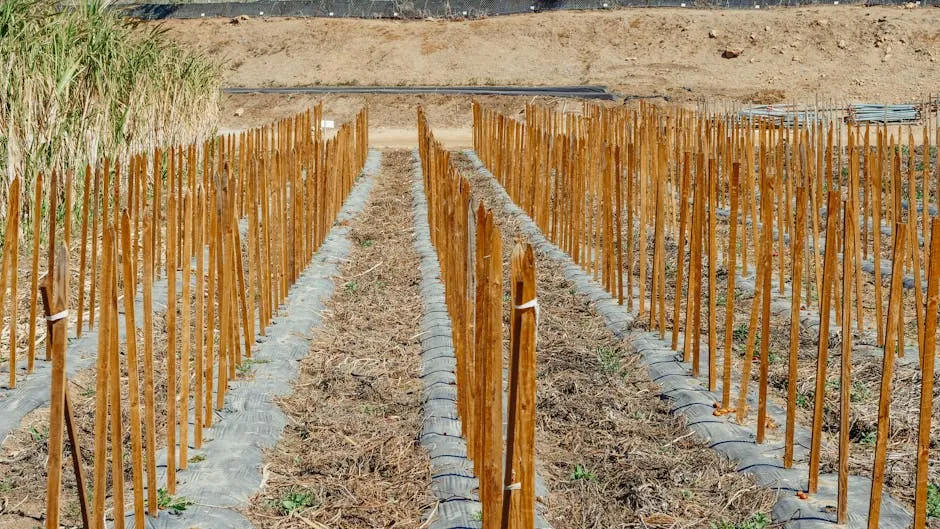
[0,0,222,221]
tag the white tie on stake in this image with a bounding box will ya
[46,310,68,322]
[514,297,539,347]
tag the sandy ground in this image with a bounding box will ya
[162,6,940,103]
[167,6,940,146]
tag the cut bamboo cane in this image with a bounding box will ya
[141,213,158,516]
[722,164,739,409]
[77,167,91,338]
[913,218,940,529]
[120,211,146,528]
[837,200,855,526]
[784,184,806,468]
[44,243,68,529]
[504,242,536,529]
[166,189,178,494]
[25,174,43,374]
[868,221,907,528]
[808,191,841,494]
[707,158,718,391]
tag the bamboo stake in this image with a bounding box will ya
[784,183,806,468]
[77,167,91,338]
[179,192,192,469]
[914,218,940,529]
[868,221,908,528]
[837,200,855,525]
[24,174,43,374]
[504,243,536,529]
[722,164,739,409]
[195,186,205,448]
[481,210,503,529]
[756,170,774,444]
[141,213,158,516]
[166,189,178,494]
[808,190,841,494]
[707,158,718,391]
[44,243,68,529]
[64,170,74,245]
[672,152,691,350]
[91,225,111,529]
[120,211,146,528]
[89,167,100,329]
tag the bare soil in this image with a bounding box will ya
[162,7,940,103]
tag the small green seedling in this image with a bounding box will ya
[795,392,811,409]
[344,281,359,294]
[850,381,872,403]
[710,512,771,529]
[28,426,49,443]
[359,238,374,247]
[927,482,940,518]
[596,347,621,376]
[157,488,192,515]
[571,464,596,481]
[279,490,315,514]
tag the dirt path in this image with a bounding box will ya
[245,150,433,528]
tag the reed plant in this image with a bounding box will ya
[0,0,221,228]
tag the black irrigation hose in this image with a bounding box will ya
[223,85,618,100]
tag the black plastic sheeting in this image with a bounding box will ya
[121,0,938,20]
[223,85,616,99]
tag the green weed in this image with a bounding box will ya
[278,490,315,514]
[710,513,771,529]
[571,464,596,481]
[927,482,940,518]
[28,425,49,443]
[157,488,192,515]
[596,347,621,376]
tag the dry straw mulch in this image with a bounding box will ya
[246,150,434,528]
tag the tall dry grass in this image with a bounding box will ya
[0,0,222,229]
